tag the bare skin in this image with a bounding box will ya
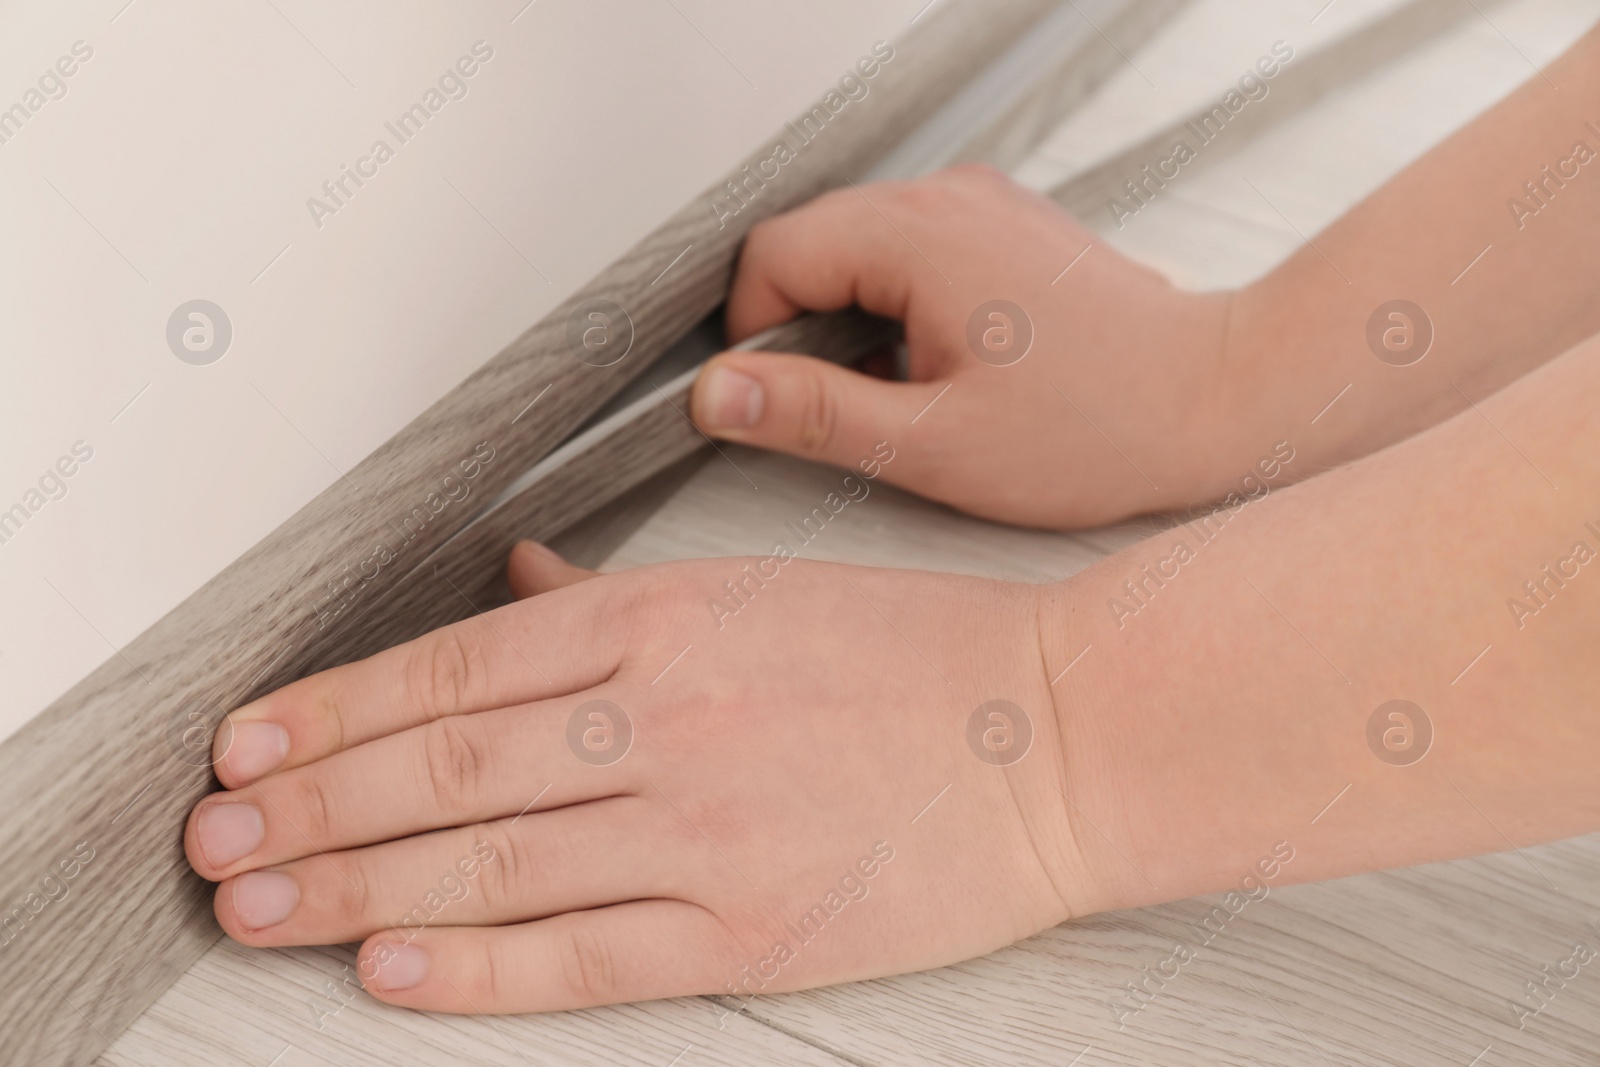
[692,25,1600,526]
[187,28,1600,1013]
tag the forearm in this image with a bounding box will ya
[1048,326,1600,911]
[1218,23,1600,485]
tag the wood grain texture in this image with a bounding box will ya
[279,0,1184,695]
[945,0,1194,174]
[0,4,1063,1063]
[545,451,719,572]
[101,938,858,1067]
[99,5,1600,1061]
[348,309,899,650]
[864,0,1191,182]
[398,0,1200,634]
[1045,0,1479,221]
[99,438,1600,1066]
[97,3,1600,1065]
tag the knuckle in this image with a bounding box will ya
[284,772,337,844]
[419,717,485,815]
[473,823,527,913]
[557,923,620,1003]
[308,678,347,755]
[794,371,839,457]
[407,627,484,720]
[332,854,374,923]
[479,935,511,1006]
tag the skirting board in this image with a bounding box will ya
[0,4,1063,1063]
[262,0,1472,671]
[339,309,901,664]
[413,0,1203,639]
[1045,0,1478,221]
[927,0,1194,176]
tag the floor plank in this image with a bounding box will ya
[97,940,853,1067]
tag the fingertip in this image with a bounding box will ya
[212,715,289,789]
[509,537,558,578]
[220,869,300,939]
[696,350,936,470]
[508,541,596,599]
[358,935,433,1001]
[692,356,765,436]
[182,806,210,880]
[508,540,554,599]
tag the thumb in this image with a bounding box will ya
[691,350,944,469]
[507,541,597,600]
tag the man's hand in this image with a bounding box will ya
[184,326,1600,1016]
[692,16,1600,531]
[690,165,1242,528]
[185,542,1098,1013]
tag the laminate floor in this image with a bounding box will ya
[98,1,1600,1064]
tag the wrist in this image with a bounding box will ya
[1132,285,1284,517]
[1031,577,1154,917]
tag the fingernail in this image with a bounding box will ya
[370,942,429,991]
[218,720,289,782]
[702,366,763,430]
[198,802,264,868]
[231,870,298,930]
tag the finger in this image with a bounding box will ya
[189,693,635,879]
[727,182,932,341]
[213,576,628,788]
[358,900,741,1012]
[507,541,597,600]
[691,350,943,471]
[215,796,680,945]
